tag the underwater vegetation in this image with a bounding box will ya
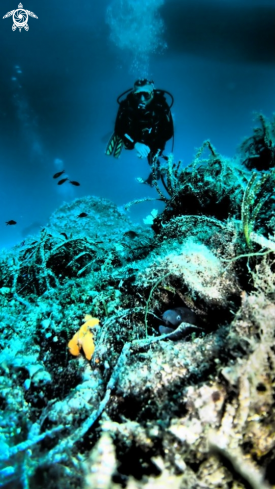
[0,114,275,489]
[240,113,275,171]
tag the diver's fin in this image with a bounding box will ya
[105,133,124,158]
[113,136,124,158]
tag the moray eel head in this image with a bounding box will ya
[162,307,197,328]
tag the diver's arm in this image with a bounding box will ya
[123,133,150,158]
[114,106,135,149]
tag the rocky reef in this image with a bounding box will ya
[0,114,275,489]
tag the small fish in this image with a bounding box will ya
[58,178,69,185]
[162,307,198,328]
[123,230,139,239]
[53,170,65,179]
[69,180,80,186]
[77,212,88,218]
[6,220,17,225]
[161,155,169,161]
[60,232,68,239]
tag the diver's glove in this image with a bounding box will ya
[134,142,150,159]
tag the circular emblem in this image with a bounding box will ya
[12,8,28,30]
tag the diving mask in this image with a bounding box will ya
[133,91,153,101]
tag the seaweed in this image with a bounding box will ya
[241,170,274,248]
[240,113,275,171]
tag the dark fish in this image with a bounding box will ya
[58,178,69,185]
[53,170,65,179]
[123,230,139,239]
[69,180,80,186]
[162,306,198,328]
[6,220,17,225]
[77,212,88,218]
[60,232,68,239]
[161,155,169,161]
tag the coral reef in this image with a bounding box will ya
[1,125,275,488]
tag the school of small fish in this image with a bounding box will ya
[53,170,80,186]
[4,171,81,226]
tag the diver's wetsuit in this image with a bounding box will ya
[114,90,173,173]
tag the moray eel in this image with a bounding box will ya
[159,306,198,336]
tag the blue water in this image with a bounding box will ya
[0,0,274,249]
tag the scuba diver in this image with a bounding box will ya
[106,79,174,186]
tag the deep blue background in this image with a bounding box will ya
[0,0,274,249]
